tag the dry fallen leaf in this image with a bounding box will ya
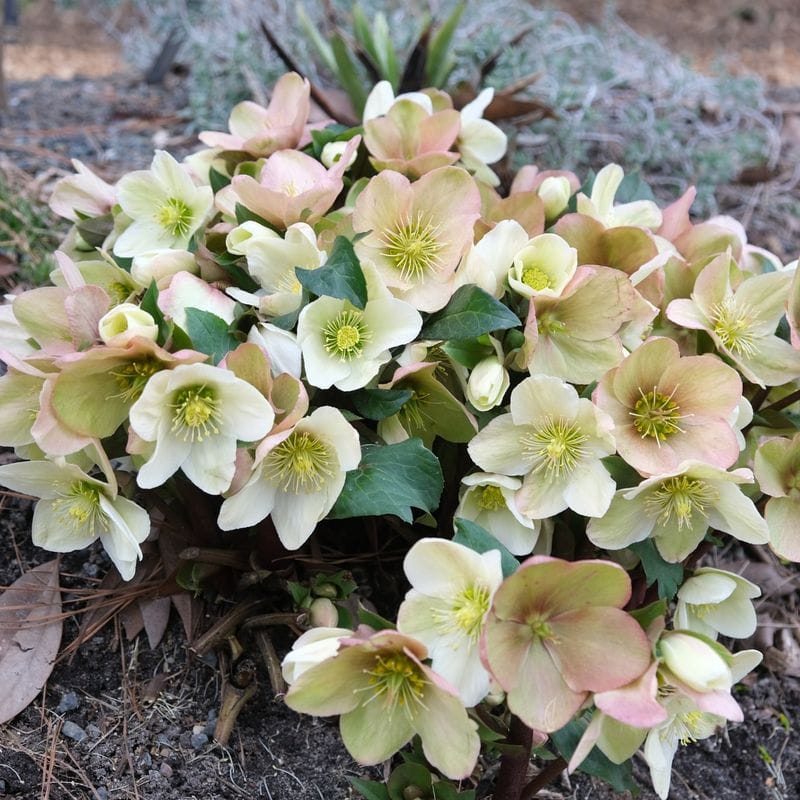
[0,560,63,724]
[139,596,171,649]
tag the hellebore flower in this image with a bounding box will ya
[129,362,275,495]
[576,163,662,230]
[667,250,800,387]
[353,167,481,312]
[98,303,158,347]
[281,627,355,684]
[507,233,578,299]
[285,630,480,780]
[113,151,214,258]
[0,459,149,580]
[468,374,617,518]
[482,556,651,732]
[675,568,760,640]
[217,406,360,549]
[397,538,503,707]
[593,337,742,476]
[586,461,768,562]
[456,88,507,186]
[466,337,509,411]
[49,159,116,222]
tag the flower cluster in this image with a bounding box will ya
[2,72,797,799]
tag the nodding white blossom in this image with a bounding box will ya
[576,163,662,230]
[98,303,158,347]
[0,459,150,580]
[129,362,275,495]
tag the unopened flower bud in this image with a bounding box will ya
[467,356,509,411]
[403,786,426,800]
[313,581,340,599]
[321,140,358,170]
[98,303,158,346]
[659,631,732,693]
[537,176,572,221]
[309,597,339,628]
[131,249,198,288]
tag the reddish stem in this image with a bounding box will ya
[493,715,533,800]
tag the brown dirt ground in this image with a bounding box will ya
[1,2,800,799]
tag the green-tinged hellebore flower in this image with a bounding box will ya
[98,303,158,347]
[285,630,480,780]
[675,568,760,640]
[482,556,651,732]
[0,459,149,580]
[281,627,354,684]
[659,631,732,694]
[507,233,577,299]
[754,432,800,561]
[576,163,662,230]
[397,538,503,707]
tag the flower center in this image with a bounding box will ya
[54,480,107,533]
[644,475,719,530]
[382,213,442,282]
[522,417,588,476]
[361,653,428,720]
[398,391,435,430]
[109,281,133,304]
[171,384,221,442]
[156,197,194,238]
[528,615,555,641]
[522,265,553,291]
[433,584,492,643]
[661,710,716,746]
[536,311,566,337]
[265,430,336,493]
[111,358,162,403]
[323,310,371,361]
[477,484,506,511]
[630,387,686,444]
[710,299,757,356]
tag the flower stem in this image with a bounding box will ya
[493,715,533,800]
[761,387,800,414]
[519,756,567,800]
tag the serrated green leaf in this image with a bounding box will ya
[551,718,639,795]
[331,33,369,116]
[630,539,684,600]
[209,167,231,194]
[184,308,238,365]
[421,285,520,341]
[349,777,391,800]
[169,323,194,352]
[453,518,519,578]
[425,2,465,87]
[352,388,414,420]
[329,439,443,522]
[296,235,367,308]
[140,281,169,345]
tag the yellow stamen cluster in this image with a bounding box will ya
[630,386,686,444]
[111,358,162,403]
[528,616,555,641]
[399,391,436,430]
[170,384,221,442]
[433,585,491,643]
[522,417,588,476]
[265,430,335,493]
[710,299,757,357]
[382,213,442,281]
[361,653,428,720]
[521,265,553,291]
[53,480,107,534]
[644,475,719,530]
[156,196,194,237]
[477,484,506,511]
[323,310,371,361]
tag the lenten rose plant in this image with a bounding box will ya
[0,69,796,800]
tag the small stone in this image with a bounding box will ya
[96,789,109,800]
[203,709,217,737]
[190,732,209,750]
[138,753,152,769]
[61,721,86,743]
[0,778,7,793]
[86,724,101,740]
[56,691,80,714]
[160,763,173,779]
[191,724,205,736]
[82,563,99,578]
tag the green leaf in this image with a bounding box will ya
[209,167,231,194]
[75,213,114,249]
[140,281,169,345]
[421,285,520,341]
[297,5,337,74]
[387,763,432,800]
[352,388,414,420]
[235,203,276,229]
[331,32,369,116]
[614,171,655,204]
[309,124,360,159]
[600,455,642,490]
[184,308,239,365]
[349,777,391,800]
[372,13,400,89]
[425,2,465,87]
[630,539,684,600]
[453,519,519,578]
[630,598,667,631]
[329,439,443,523]
[357,603,395,631]
[551,718,639,795]
[441,337,494,369]
[296,235,367,308]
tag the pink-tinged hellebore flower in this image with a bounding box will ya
[482,556,651,732]
[675,568,760,640]
[788,263,800,348]
[397,538,503,707]
[754,433,800,561]
[113,151,214,258]
[507,233,577,299]
[281,627,354,684]
[49,159,116,222]
[457,88,507,186]
[0,459,150,580]
[230,137,360,230]
[353,167,481,312]
[199,72,310,156]
[217,406,360,549]
[593,337,742,476]
[586,460,768,562]
[285,630,480,779]
[129,362,275,495]
[157,270,236,331]
[468,375,616,519]
[455,473,551,556]
[667,250,800,387]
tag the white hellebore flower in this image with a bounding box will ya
[508,233,578,299]
[362,80,432,122]
[467,336,509,412]
[397,538,503,707]
[576,163,662,230]
[0,459,150,580]
[457,88,507,186]
[675,568,760,640]
[129,363,275,495]
[217,406,361,549]
[659,631,732,694]
[297,263,422,391]
[98,303,158,347]
[114,150,214,258]
[455,473,550,556]
[468,374,617,518]
[281,627,354,684]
